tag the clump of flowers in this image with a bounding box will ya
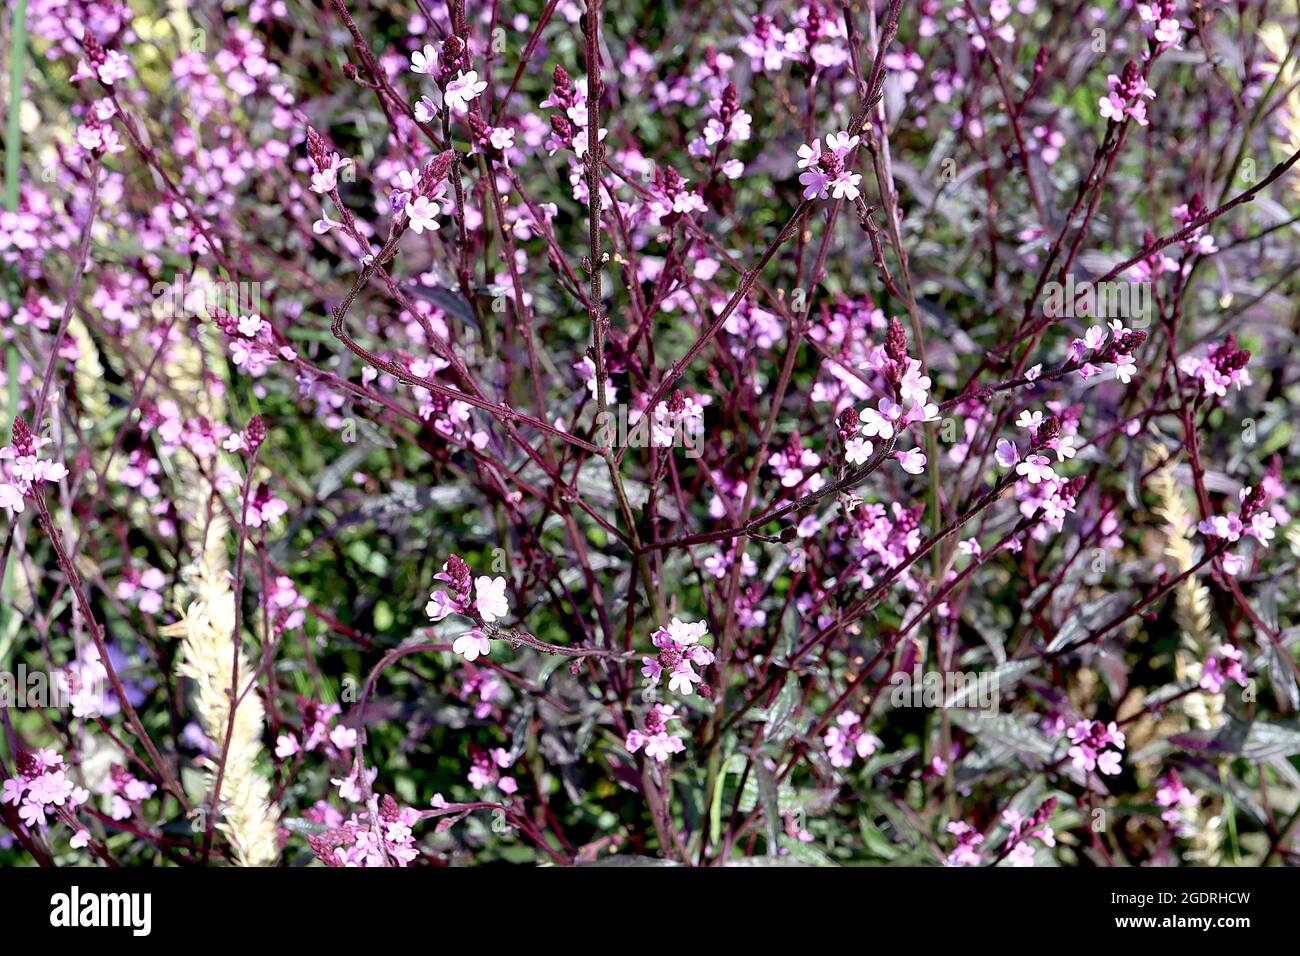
[1098,61,1156,126]
[308,794,421,867]
[641,618,714,696]
[999,798,1058,867]
[1,750,91,848]
[1199,643,1248,694]
[0,417,69,515]
[797,129,863,201]
[1066,719,1127,776]
[424,555,512,662]
[467,746,518,795]
[626,704,687,763]
[823,712,881,769]
[1180,333,1252,398]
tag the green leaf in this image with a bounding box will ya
[708,752,747,846]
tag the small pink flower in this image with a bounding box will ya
[1015,454,1055,484]
[895,448,927,475]
[444,71,487,114]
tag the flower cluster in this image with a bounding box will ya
[466,746,518,795]
[213,308,293,377]
[1068,321,1148,384]
[305,126,353,194]
[0,418,69,515]
[1138,1,1184,50]
[1066,719,1126,776]
[1,750,91,847]
[275,699,358,760]
[1197,483,1277,549]
[641,618,714,696]
[823,712,881,769]
[626,704,687,763]
[999,798,1058,867]
[425,555,511,661]
[838,319,937,475]
[100,763,157,822]
[944,820,985,867]
[1155,769,1198,834]
[1098,62,1156,126]
[1199,643,1249,694]
[1179,333,1252,398]
[409,36,486,116]
[797,130,863,201]
[541,65,605,164]
[308,794,421,867]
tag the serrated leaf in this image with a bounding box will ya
[942,659,1038,709]
[764,674,800,740]
[1046,593,1129,652]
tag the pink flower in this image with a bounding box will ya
[1015,454,1055,484]
[425,589,461,622]
[895,448,927,475]
[626,705,686,763]
[799,168,831,200]
[444,71,487,114]
[405,195,441,235]
[824,713,880,768]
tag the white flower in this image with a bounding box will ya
[405,195,441,234]
[796,139,822,169]
[667,662,701,695]
[474,575,510,623]
[995,438,1019,468]
[0,483,25,514]
[452,629,492,661]
[666,617,709,645]
[844,436,873,465]
[1015,454,1055,484]
[414,96,438,123]
[310,154,352,194]
[444,71,487,114]
[1015,410,1044,431]
[830,171,863,201]
[410,44,439,75]
[825,130,860,154]
[895,448,926,475]
[859,405,895,440]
